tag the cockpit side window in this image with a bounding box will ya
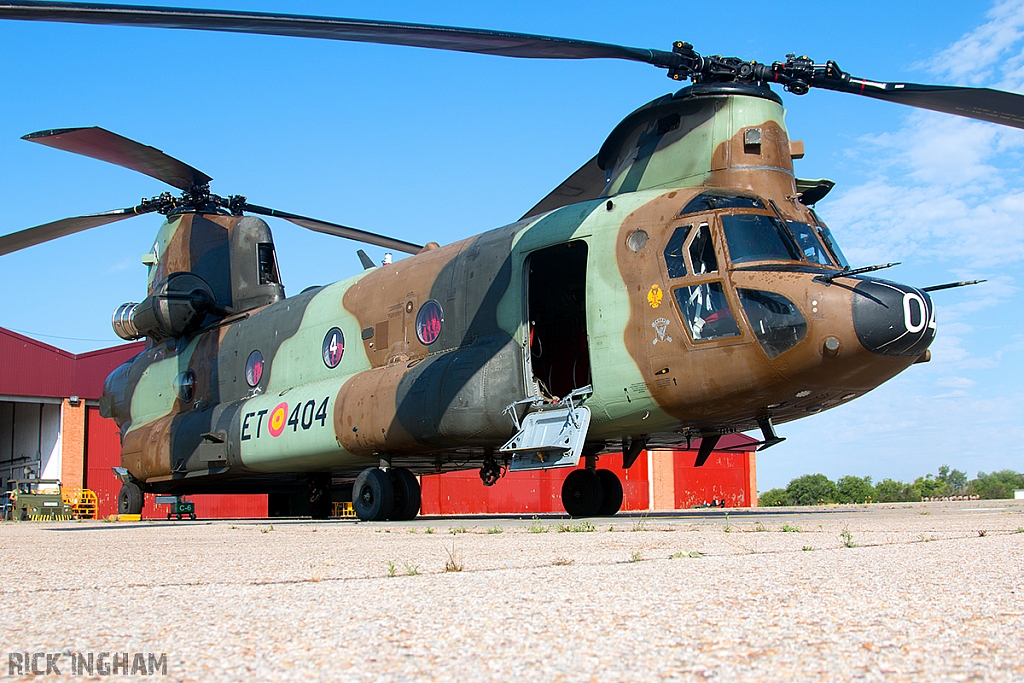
[816,224,850,269]
[786,221,834,266]
[673,282,741,341]
[722,214,802,264]
[688,224,718,274]
[663,225,692,278]
[257,243,281,285]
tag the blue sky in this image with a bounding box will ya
[1,1,1022,489]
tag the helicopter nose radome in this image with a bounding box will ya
[852,279,935,357]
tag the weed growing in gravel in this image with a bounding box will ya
[723,513,732,533]
[557,521,596,533]
[840,528,856,548]
[387,561,396,577]
[918,534,938,542]
[444,541,463,572]
[552,557,574,566]
[405,562,419,576]
[919,510,930,515]
[486,525,503,534]
[526,517,550,534]
[801,546,813,552]
[608,525,615,532]
[630,512,650,532]
[230,525,238,530]
[449,526,468,535]
[670,550,701,559]
[1017,527,1024,534]
[780,524,801,533]
[629,550,644,562]
[260,525,274,534]
[752,522,768,532]
[408,528,417,534]
[424,527,435,535]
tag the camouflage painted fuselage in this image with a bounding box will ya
[102,84,935,494]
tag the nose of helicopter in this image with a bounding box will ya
[851,279,935,357]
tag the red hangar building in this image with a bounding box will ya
[0,326,759,518]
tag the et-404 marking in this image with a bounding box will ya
[242,397,330,440]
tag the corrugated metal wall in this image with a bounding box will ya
[85,406,268,519]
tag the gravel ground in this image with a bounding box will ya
[2,501,1022,682]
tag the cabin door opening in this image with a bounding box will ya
[526,241,591,398]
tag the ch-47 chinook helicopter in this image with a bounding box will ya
[0,2,1017,521]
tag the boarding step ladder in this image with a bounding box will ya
[500,385,592,472]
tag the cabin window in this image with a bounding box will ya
[722,214,801,264]
[787,221,834,266]
[663,225,692,278]
[673,282,740,341]
[737,289,807,359]
[257,243,281,285]
[687,224,718,274]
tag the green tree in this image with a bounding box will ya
[968,470,1024,500]
[835,475,876,504]
[874,478,914,502]
[786,473,837,506]
[910,473,947,500]
[759,488,791,506]
[937,465,968,494]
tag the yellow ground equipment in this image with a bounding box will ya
[62,488,99,520]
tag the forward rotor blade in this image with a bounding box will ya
[0,206,152,256]
[23,126,212,190]
[823,79,1024,129]
[0,1,680,68]
[242,203,423,254]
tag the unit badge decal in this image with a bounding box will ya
[647,284,663,309]
[652,318,673,345]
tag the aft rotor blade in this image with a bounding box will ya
[0,2,681,68]
[822,78,1024,129]
[0,206,152,256]
[242,203,423,254]
[23,126,213,190]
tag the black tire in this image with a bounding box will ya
[189,513,196,520]
[596,469,624,516]
[117,482,143,515]
[389,468,421,521]
[176,513,182,520]
[352,468,394,522]
[166,513,171,520]
[561,469,604,518]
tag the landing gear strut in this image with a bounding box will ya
[308,474,333,520]
[479,451,503,487]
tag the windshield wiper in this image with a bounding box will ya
[814,262,900,286]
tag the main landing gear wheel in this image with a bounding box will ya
[117,482,143,515]
[561,469,603,518]
[596,469,624,516]
[389,468,421,521]
[353,468,394,522]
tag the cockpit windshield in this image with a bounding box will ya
[786,221,834,266]
[721,214,801,264]
[814,222,850,269]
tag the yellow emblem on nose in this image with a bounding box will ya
[647,284,663,309]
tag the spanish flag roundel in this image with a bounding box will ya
[269,402,288,437]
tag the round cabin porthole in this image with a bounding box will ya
[174,370,196,402]
[245,350,264,387]
[416,300,444,345]
[322,327,345,368]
